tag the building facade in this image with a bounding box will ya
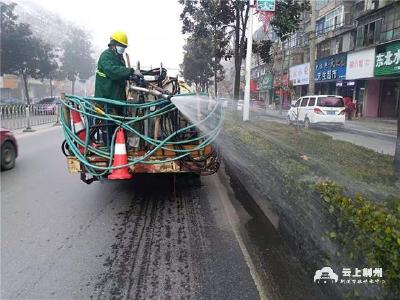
[251,0,400,118]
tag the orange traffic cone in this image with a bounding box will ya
[108,128,133,180]
[71,109,86,154]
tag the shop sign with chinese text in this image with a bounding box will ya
[346,48,375,79]
[273,74,288,87]
[257,0,275,11]
[315,53,347,82]
[374,40,400,76]
[289,63,310,86]
[260,73,273,90]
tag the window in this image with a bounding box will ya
[315,0,329,10]
[380,5,400,43]
[354,1,365,18]
[295,99,301,107]
[356,26,364,47]
[301,98,309,107]
[356,19,382,47]
[334,36,343,54]
[316,18,325,36]
[318,41,331,58]
[325,6,344,31]
[39,97,59,104]
[316,6,344,35]
[317,97,344,107]
[367,22,374,45]
[308,97,316,106]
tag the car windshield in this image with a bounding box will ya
[39,98,58,104]
[317,97,344,107]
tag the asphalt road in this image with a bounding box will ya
[1,127,327,300]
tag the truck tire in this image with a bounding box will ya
[1,141,16,170]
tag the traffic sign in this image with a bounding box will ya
[257,0,275,11]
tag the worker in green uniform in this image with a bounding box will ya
[95,31,141,146]
[95,31,135,101]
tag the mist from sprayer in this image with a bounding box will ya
[170,95,255,177]
[170,95,224,137]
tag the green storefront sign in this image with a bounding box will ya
[257,0,275,11]
[259,73,273,91]
[374,40,400,76]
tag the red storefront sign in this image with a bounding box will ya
[250,79,258,92]
[273,74,288,87]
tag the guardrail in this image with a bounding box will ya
[0,104,60,130]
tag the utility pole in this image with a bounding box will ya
[308,0,316,95]
[243,0,254,121]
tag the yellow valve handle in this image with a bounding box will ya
[94,106,105,115]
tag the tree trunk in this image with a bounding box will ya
[50,78,53,97]
[214,63,218,97]
[71,80,75,94]
[22,73,30,105]
[233,2,249,100]
[213,23,218,98]
[308,0,316,94]
[395,111,400,174]
[279,48,285,114]
[233,4,241,100]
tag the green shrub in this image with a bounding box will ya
[316,181,400,298]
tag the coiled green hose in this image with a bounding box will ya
[60,93,223,177]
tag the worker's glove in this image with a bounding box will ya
[134,69,142,76]
[129,74,148,87]
[129,73,142,83]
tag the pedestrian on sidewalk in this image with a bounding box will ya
[343,96,356,120]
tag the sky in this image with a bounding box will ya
[20,0,187,76]
[17,0,263,78]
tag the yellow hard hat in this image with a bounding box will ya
[110,31,128,47]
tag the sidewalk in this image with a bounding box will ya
[256,108,397,139]
[345,118,397,138]
[12,122,61,138]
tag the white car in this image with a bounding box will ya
[287,95,345,128]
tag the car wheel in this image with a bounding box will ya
[1,141,16,170]
[304,118,310,129]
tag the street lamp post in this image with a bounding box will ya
[309,0,316,94]
[243,0,255,121]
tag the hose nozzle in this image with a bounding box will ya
[128,84,172,100]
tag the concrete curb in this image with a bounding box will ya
[342,127,396,140]
[13,123,61,138]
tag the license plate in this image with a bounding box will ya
[326,111,336,115]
